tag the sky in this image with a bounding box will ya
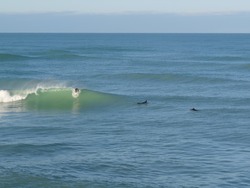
[0,0,250,33]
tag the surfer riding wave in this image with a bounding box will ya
[72,88,80,98]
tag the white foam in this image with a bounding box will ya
[0,84,68,103]
[0,90,27,103]
[72,88,81,98]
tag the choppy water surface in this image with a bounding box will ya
[1,34,250,187]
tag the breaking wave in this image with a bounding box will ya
[0,86,121,111]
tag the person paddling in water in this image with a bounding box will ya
[190,108,198,111]
[137,100,148,105]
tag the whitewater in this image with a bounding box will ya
[1,34,250,188]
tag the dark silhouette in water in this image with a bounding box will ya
[137,100,148,105]
[190,108,198,111]
[75,88,79,93]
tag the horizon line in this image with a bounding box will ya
[0,32,250,34]
[1,10,250,16]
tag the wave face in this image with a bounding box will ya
[0,87,120,111]
[26,88,117,110]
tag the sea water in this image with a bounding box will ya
[1,33,250,187]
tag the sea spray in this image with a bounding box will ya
[0,90,27,103]
[0,83,67,103]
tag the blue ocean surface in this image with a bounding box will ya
[1,33,250,187]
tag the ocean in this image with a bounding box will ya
[1,33,250,187]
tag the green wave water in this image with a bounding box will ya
[27,88,118,110]
[0,87,121,111]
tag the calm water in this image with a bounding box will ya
[1,34,250,187]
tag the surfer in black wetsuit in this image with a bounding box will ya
[137,100,148,105]
[190,108,198,111]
